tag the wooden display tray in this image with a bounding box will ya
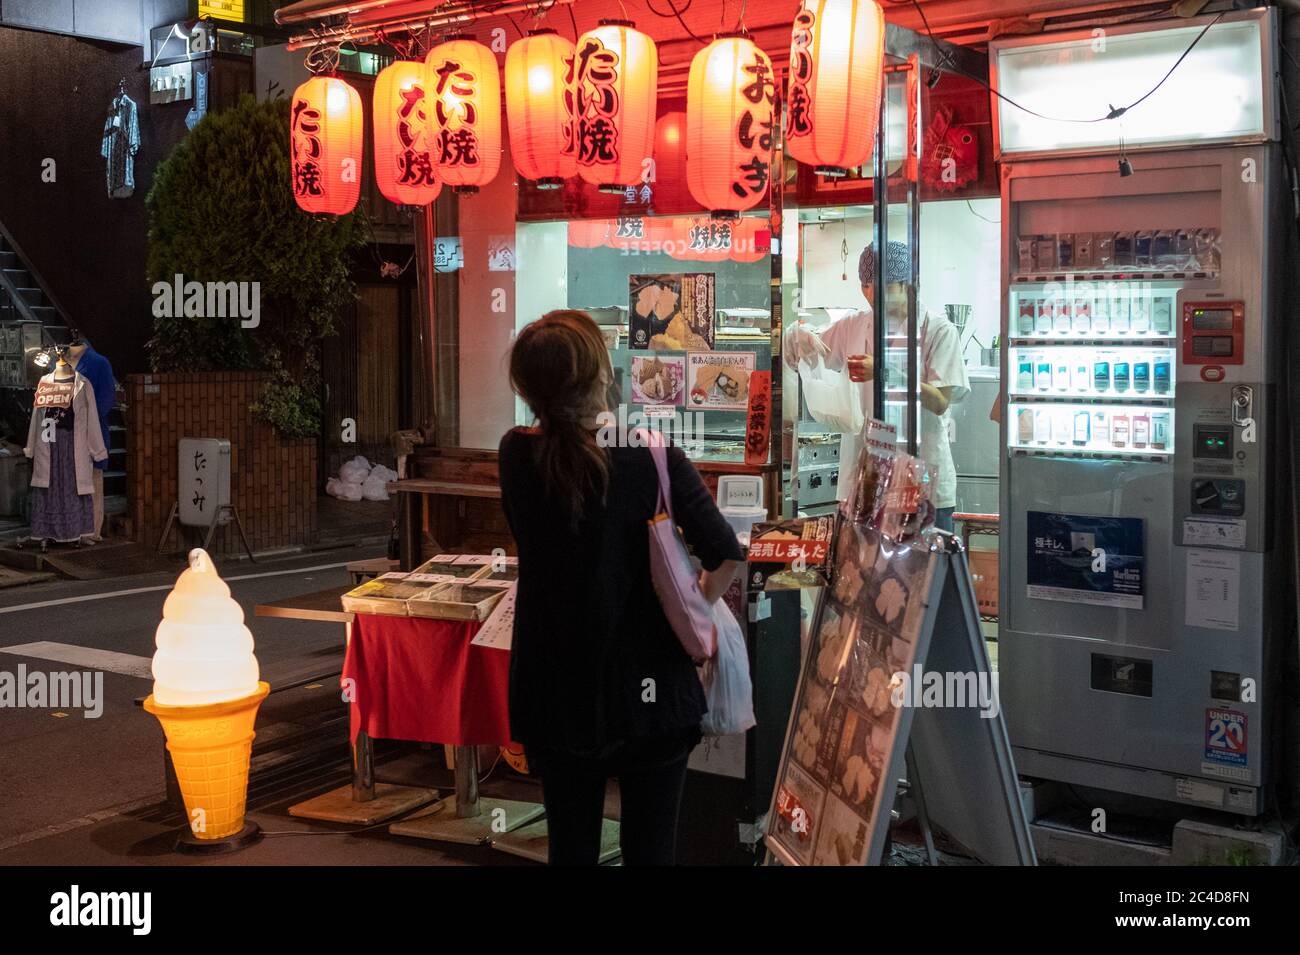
[406,582,508,622]
[339,572,429,617]
[341,557,516,620]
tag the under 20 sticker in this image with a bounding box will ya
[1204,707,1247,768]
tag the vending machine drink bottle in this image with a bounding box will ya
[994,7,1284,816]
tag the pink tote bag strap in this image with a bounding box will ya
[639,428,673,518]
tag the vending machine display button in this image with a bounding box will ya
[1193,425,1233,459]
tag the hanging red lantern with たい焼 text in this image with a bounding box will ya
[505,29,577,189]
[372,60,442,206]
[290,76,363,215]
[571,20,658,194]
[785,0,885,177]
[686,35,775,216]
[426,35,502,194]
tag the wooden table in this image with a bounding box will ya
[253,587,439,825]
[255,585,355,624]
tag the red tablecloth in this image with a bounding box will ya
[343,614,512,746]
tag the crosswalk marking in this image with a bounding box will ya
[0,642,153,679]
[0,560,353,616]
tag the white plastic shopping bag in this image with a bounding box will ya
[700,600,756,737]
[798,359,864,436]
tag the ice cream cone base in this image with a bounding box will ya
[144,683,270,841]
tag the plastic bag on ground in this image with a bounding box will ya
[700,600,756,737]
[339,456,371,484]
[326,477,361,500]
[361,473,390,501]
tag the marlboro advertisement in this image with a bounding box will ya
[628,272,715,350]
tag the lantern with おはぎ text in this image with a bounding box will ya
[426,36,501,193]
[686,35,775,216]
[785,0,885,177]
[505,29,577,188]
[291,76,363,215]
[572,20,658,194]
[373,60,442,205]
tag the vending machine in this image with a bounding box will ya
[991,8,1286,814]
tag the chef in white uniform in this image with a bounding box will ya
[785,240,970,530]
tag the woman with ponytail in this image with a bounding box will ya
[500,310,743,866]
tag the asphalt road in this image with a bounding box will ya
[0,544,385,847]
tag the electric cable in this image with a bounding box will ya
[643,0,708,45]
[896,3,1227,126]
[965,199,1000,224]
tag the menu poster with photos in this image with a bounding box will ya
[686,351,756,411]
[629,353,685,407]
[628,273,715,350]
[766,521,937,867]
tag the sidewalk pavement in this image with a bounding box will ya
[0,751,546,867]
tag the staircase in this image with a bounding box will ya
[0,228,127,504]
[0,236,59,328]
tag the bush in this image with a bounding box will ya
[145,95,363,436]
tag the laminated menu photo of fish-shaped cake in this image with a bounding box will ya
[686,350,755,411]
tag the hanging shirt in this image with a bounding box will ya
[817,302,970,510]
[101,93,140,199]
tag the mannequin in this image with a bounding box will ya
[67,333,116,541]
[24,348,108,548]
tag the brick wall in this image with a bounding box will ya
[125,372,316,555]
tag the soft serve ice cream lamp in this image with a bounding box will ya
[143,548,269,852]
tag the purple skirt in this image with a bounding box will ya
[29,425,93,542]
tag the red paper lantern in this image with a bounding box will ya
[425,36,502,193]
[785,0,885,177]
[572,20,658,194]
[650,111,688,209]
[666,216,731,262]
[290,76,363,215]
[607,215,674,255]
[505,29,577,188]
[372,60,442,206]
[568,218,613,248]
[686,35,775,215]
